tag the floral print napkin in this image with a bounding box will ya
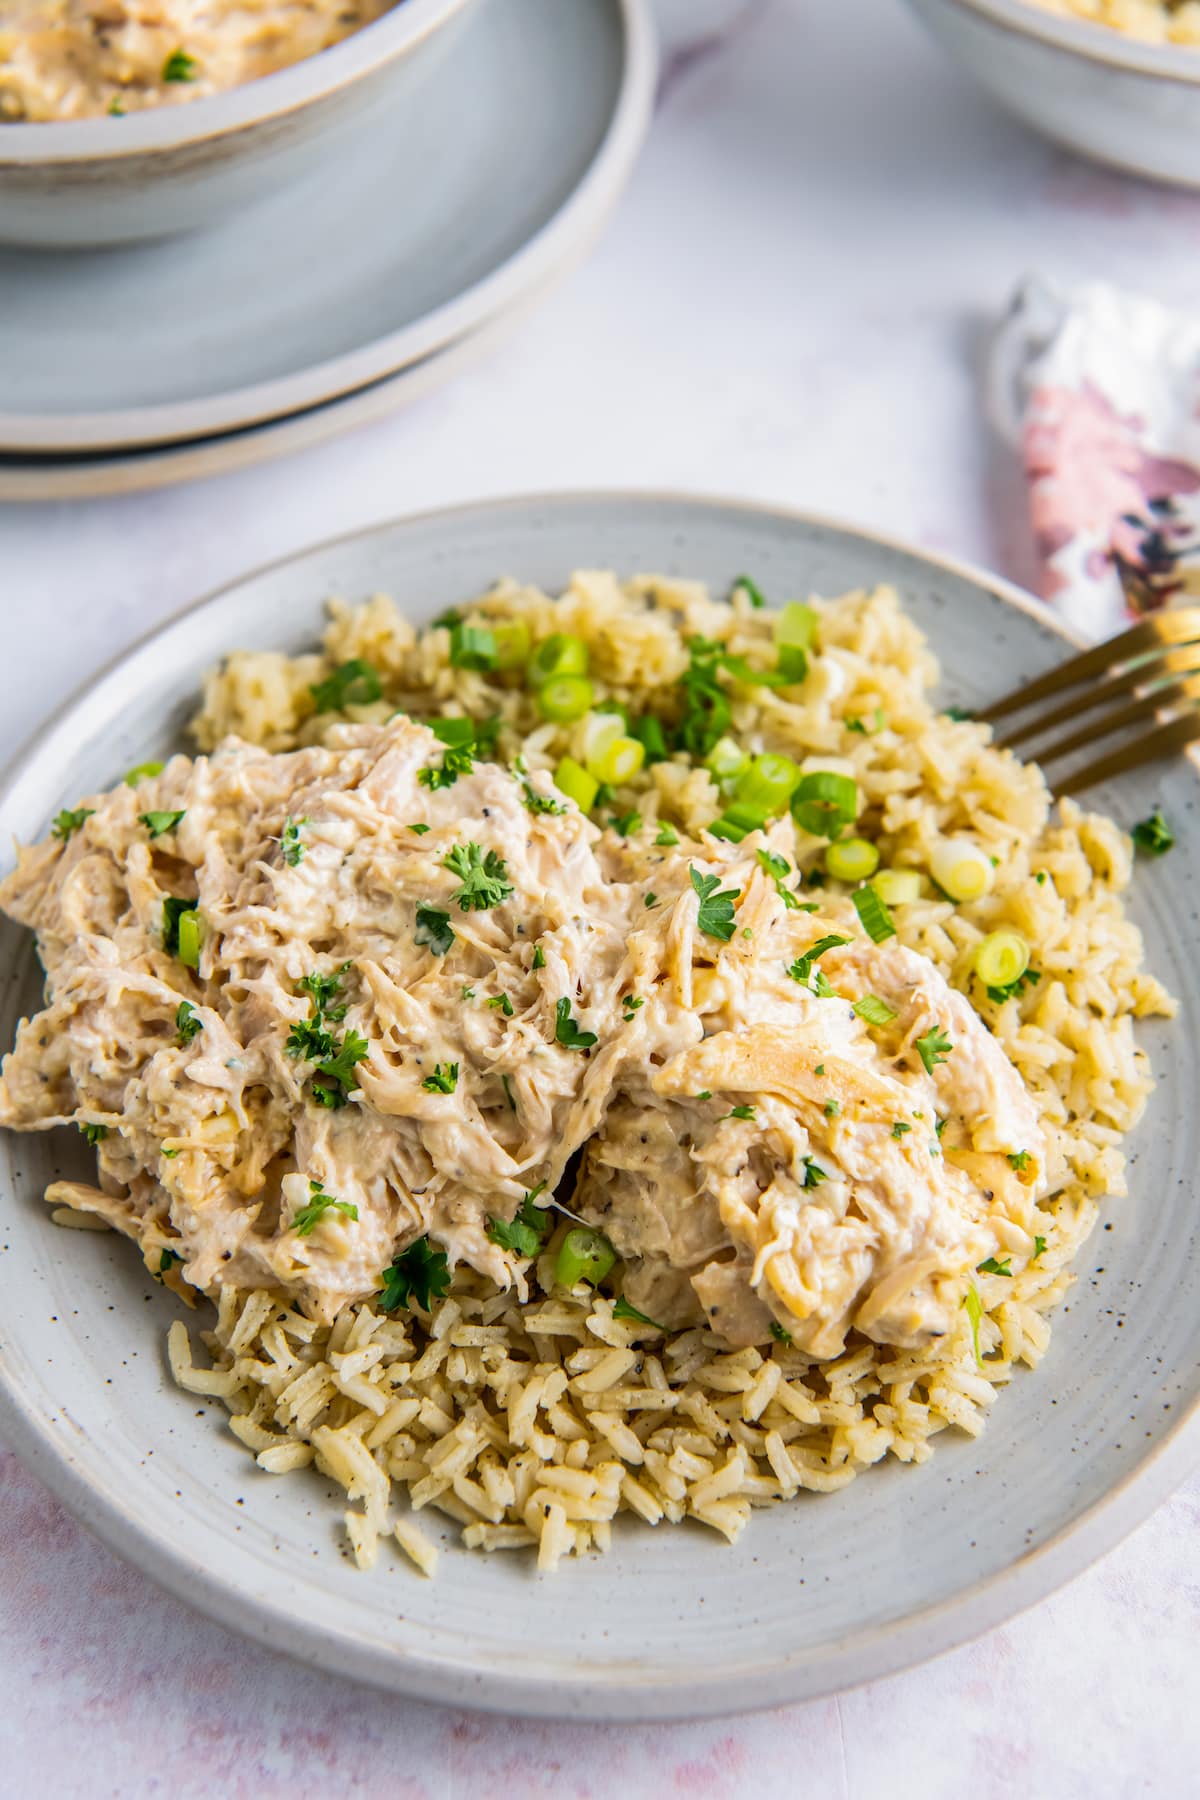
[989,275,1200,641]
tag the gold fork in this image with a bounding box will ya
[977,606,1200,797]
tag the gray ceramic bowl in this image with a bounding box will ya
[0,0,474,249]
[908,0,1200,187]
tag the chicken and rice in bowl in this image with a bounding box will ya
[0,570,1174,1575]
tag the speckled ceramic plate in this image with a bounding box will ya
[1,494,1197,1721]
[0,0,654,455]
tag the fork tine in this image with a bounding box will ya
[978,607,1200,723]
[1025,676,1200,766]
[1050,710,1200,798]
[996,645,1200,747]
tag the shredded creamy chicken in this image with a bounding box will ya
[0,0,396,121]
[0,716,1045,1352]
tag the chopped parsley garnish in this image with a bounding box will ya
[309,658,382,713]
[1007,1150,1032,1172]
[852,884,896,944]
[409,823,431,835]
[414,905,455,956]
[1132,810,1174,857]
[161,896,198,956]
[461,985,476,1000]
[756,848,802,910]
[721,1104,757,1122]
[555,997,597,1050]
[1032,1235,1047,1262]
[81,1122,108,1144]
[892,1121,911,1138]
[675,636,734,757]
[286,971,367,1109]
[613,1296,666,1332]
[488,993,514,1017]
[944,705,974,723]
[108,96,125,115]
[802,1158,827,1187]
[532,943,546,970]
[769,1320,792,1345]
[421,1062,458,1094]
[916,1026,953,1074]
[610,810,643,837]
[175,1001,202,1045]
[487,1190,552,1259]
[159,1249,181,1272]
[622,995,644,1021]
[296,964,350,1019]
[1035,871,1048,885]
[522,780,565,816]
[443,842,513,912]
[963,1284,984,1365]
[978,1256,1013,1277]
[935,1118,948,1139]
[655,823,680,847]
[986,968,1041,1005]
[501,1074,516,1112]
[292,1178,358,1237]
[52,807,93,841]
[644,893,658,908]
[846,708,885,735]
[690,865,740,940]
[815,1065,825,1075]
[379,1237,451,1312]
[140,809,186,839]
[419,717,486,791]
[281,816,307,865]
[695,1090,712,1101]
[787,934,850,990]
[824,1098,840,1117]
[162,47,198,81]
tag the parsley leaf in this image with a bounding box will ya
[690,865,740,940]
[802,1158,826,1188]
[824,1098,840,1117]
[787,934,850,990]
[622,994,644,1021]
[1132,810,1174,857]
[732,574,767,609]
[414,905,455,956]
[986,967,1041,1005]
[555,997,597,1049]
[292,1178,358,1237]
[675,636,733,757]
[443,842,513,912]
[532,943,546,970]
[769,1320,792,1345]
[296,964,350,1019]
[655,822,679,847]
[610,810,643,837]
[140,809,186,838]
[409,823,430,835]
[309,658,382,713]
[159,1249,181,1273]
[1032,1234,1047,1262]
[916,1026,953,1073]
[421,1062,458,1094]
[488,993,514,1017]
[379,1237,451,1312]
[81,1122,108,1144]
[892,1121,911,1138]
[522,780,565,816]
[612,1296,667,1333]
[175,1001,202,1045]
[978,1256,1012,1277]
[720,1103,757,1122]
[486,1189,552,1259]
[281,816,307,865]
[162,47,198,81]
[52,807,93,841]
[963,1284,984,1365]
[1007,1150,1032,1172]
[756,848,802,909]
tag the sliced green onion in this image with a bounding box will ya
[974,929,1030,991]
[791,770,859,838]
[853,993,897,1027]
[705,735,750,790]
[632,714,668,763]
[538,675,594,723]
[448,621,498,671]
[177,910,203,969]
[774,602,819,682]
[826,837,880,883]
[527,633,589,687]
[593,699,630,728]
[873,868,922,907]
[734,751,801,819]
[554,756,599,812]
[579,711,625,774]
[124,760,164,787]
[852,882,895,942]
[492,618,532,670]
[709,815,750,843]
[593,735,646,786]
[929,839,995,903]
[555,1228,617,1288]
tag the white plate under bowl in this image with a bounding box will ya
[0,0,654,456]
[1,494,1197,1721]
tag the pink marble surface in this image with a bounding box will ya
[0,0,1198,1790]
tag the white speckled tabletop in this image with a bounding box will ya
[0,1,1196,1791]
